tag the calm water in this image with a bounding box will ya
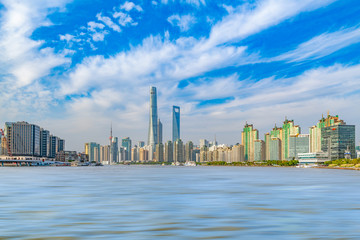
[1,165,360,239]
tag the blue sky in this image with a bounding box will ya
[0,0,360,151]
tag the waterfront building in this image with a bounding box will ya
[264,133,271,160]
[269,138,281,160]
[122,137,132,160]
[241,123,259,161]
[289,134,310,160]
[86,142,100,162]
[230,144,245,162]
[185,141,194,162]
[298,152,329,164]
[200,145,208,162]
[58,139,65,152]
[309,113,345,153]
[173,139,184,163]
[56,150,78,162]
[49,135,59,158]
[111,137,119,163]
[131,147,138,161]
[138,141,145,148]
[157,119,163,144]
[172,106,180,142]
[199,139,209,148]
[148,86,158,152]
[155,143,164,162]
[100,145,110,164]
[254,140,265,161]
[281,118,300,160]
[139,147,148,162]
[164,140,173,162]
[5,121,41,157]
[321,124,356,160]
[40,129,50,157]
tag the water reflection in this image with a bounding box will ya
[0,166,360,239]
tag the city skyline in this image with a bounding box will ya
[0,0,359,152]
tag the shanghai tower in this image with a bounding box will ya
[148,86,158,150]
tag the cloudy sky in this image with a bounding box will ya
[0,0,359,151]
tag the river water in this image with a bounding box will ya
[0,165,360,239]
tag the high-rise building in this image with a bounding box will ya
[264,133,271,160]
[5,121,41,157]
[230,144,245,162]
[289,134,310,160]
[86,142,100,162]
[321,125,356,160]
[164,140,173,162]
[309,113,345,153]
[122,137,132,160]
[139,148,148,162]
[281,118,300,160]
[49,135,59,158]
[100,145,110,164]
[110,137,119,163]
[138,141,145,148]
[199,139,209,148]
[40,129,50,157]
[172,106,180,143]
[157,119,163,144]
[185,141,194,162]
[58,139,65,152]
[155,143,164,162]
[148,86,158,152]
[254,140,265,161]
[173,139,184,163]
[241,123,259,161]
[270,138,281,160]
[131,147,138,161]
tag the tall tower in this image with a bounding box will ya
[157,119,163,144]
[172,106,180,142]
[148,86,158,150]
[241,123,259,161]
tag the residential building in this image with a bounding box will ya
[173,139,184,162]
[254,140,265,161]
[155,143,164,162]
[241,123,259,161]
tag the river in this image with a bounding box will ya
[0,165,360,239]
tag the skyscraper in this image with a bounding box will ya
[111,137,119,163]
[309,113,345,153]
[122,137,132,160]
[172,106,180,142]
[148,86,158,151]
[281,118,300,160]
[164,140,173,162]
[241,123,259,161]
[157,119,163,144]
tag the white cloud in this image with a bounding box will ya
[206,0,336,48]
[87,21,105,32]
[120,1,143,12]
[113,11,137,27]
[96,13,121,32]
[161,0,206,7]
[0,0,71,87]
[274,26,360,62]
[167,14,196,32]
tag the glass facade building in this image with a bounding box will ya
[289,134,310,160]
[122,137,132,160]
[172,106,180,143]
[148,86,158,149]
[321,125,356,160]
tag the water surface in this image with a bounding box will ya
[1,165,360,239]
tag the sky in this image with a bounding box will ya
[0,0,360,151]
